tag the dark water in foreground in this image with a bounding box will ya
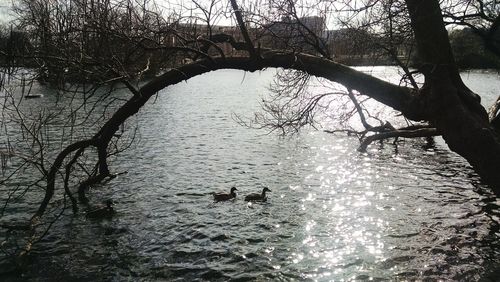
[1,68,500,281]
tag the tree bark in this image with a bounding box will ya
[406,0,500,193]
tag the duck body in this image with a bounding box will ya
[213,187,237,202]
[86,200,115,219]
[244,187,271,202]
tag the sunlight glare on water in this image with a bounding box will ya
[1,68,499,281]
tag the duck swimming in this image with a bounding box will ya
[244,187,271,202]
[86,199,115,219]
[213,187,237,202]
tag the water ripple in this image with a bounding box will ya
[1,69,499,281]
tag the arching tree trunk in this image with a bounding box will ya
[32,0,500,226]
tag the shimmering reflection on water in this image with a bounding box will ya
[2,69,500,281]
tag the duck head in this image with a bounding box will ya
[230,187,238,193]
[262,187,271,193]
[105,199,114,208]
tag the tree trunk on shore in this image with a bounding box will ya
[405,0,500,190]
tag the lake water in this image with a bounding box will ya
[1,67,500,281]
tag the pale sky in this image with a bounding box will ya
[0,0,14,25]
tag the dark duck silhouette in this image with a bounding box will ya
[213,187,237,202]
[244,187,271,202]
[86,199,115,219]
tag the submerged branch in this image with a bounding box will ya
[358,127,440,151]
[33,139,95,221]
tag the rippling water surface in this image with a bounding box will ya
[2,68,500,281]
